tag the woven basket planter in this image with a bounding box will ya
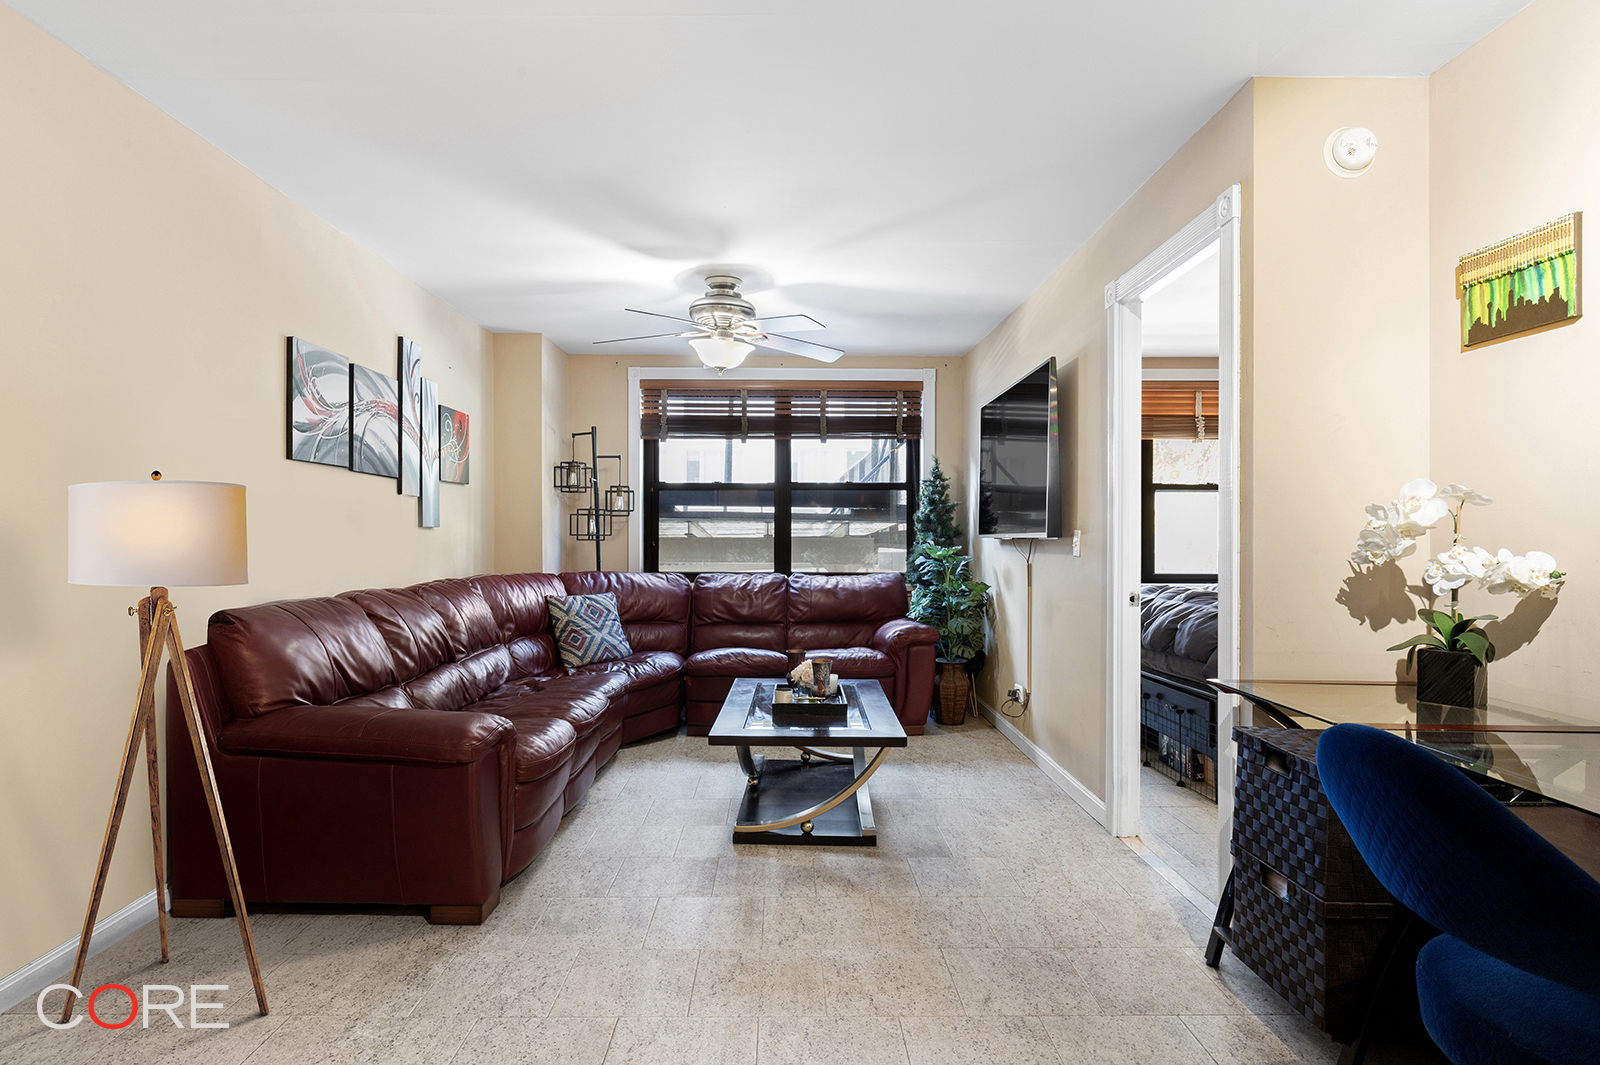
[936,659,970,726]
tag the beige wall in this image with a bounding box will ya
[964,85,1255,798]
[1429,0,1600,719]
[558,353,968,574]
[493,333,568,572]
[0,5,493,980]
[541,337,571,567]
[1246,78,1432,680]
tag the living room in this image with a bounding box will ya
[4,1,1598,1064]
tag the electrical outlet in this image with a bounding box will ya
[1008,683,1029,706]
[1072,530,1081,556]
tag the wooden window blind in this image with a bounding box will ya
[1142,380,1218,440]
[640,380,922,441]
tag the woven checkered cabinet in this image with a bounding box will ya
[1232,728,1388,902]
[1231,845,1397,1040]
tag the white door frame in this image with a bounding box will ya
[1103,185,1242,896]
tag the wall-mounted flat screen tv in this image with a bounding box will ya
[979,357,1061,539]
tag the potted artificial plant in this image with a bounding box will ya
[1351,479,1565,708]
[908,543,990,726]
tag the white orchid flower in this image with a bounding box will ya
[1439,483,1493,507]
[1423,544,1491,596]
[1422,560,1467,594]
[1482,549,1566,598]
[1391,480,1449,536]
[1353,523,1416,564]
[1521,551,1564,596]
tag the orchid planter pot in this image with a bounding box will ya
[1415,646,1487,709]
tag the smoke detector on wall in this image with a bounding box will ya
[1325,127,1378,177]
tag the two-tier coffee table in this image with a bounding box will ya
[707,677,908,846]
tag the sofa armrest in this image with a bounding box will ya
[219,705,513,766]
[871,617,940,656]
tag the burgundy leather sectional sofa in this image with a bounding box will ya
[166,570,937,923]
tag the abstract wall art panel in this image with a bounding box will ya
[440,406,470,485]
[398,337,422,496]
[287,337,350,466]
[1458,212,1583,349]
[350,364,400,478]
[420,377,440,528]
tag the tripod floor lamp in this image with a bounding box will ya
[62,474,268,1021]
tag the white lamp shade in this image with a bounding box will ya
[690,336,753,369]
[68,481,248,587]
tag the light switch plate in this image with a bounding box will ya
[1072,530,1081,556]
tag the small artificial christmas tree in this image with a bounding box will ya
[909,456,961,589]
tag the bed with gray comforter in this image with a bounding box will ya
[1139,583,1219,684]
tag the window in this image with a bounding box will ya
[1142,438,1219,582]
[642,383,920,575]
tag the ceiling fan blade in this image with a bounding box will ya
[624,308,708,328]
[743,313,825,332]
[593,330,706,345]
[751,331,844,363]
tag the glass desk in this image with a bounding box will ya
[1211,680,1600,818]
[1204,680,1600,1063]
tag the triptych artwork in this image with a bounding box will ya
[286,335,470,527]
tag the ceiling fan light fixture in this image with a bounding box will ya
[690,334,753,370]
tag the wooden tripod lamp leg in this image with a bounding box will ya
[138,596,171,964]
[165,606,269,1015]
[60,598,171,1023]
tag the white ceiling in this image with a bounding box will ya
[13,0,1529,358]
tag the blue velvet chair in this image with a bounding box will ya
[1316,724,1600,1065]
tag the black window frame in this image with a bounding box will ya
[644,437,919,576]
[1141,439,1219,584]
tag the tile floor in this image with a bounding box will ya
[3,717,1345,1065]
[1137,766,1223,904]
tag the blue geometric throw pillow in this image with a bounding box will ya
[548,592,633,668]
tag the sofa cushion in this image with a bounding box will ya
[208,598,399,718]
[534,670,631,706]
[401,645,514,712]
[472,709,577,831]
[410,578,503,659]
[565,650,684,691]
[691,573,789,652]
[685,647,789,678]
[802,647,895,678]
[473,572,567,679]
[562,572,691,654]
[502,713,578,785]
[549,592,633,667]
[470,680,616,746]
[341,587,456,684]
[787,573,908,650]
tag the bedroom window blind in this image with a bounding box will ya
[1142,380,1218,440]
[640,381,922,441]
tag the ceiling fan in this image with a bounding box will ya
[594,275,844,370]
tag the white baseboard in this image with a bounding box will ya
[977,698,1110,830]
[0,888,166,1016]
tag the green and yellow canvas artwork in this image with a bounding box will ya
[1458,213,1582,349]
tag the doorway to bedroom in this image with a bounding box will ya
[1135,240,1223,901]
[1104,185,1241,908]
